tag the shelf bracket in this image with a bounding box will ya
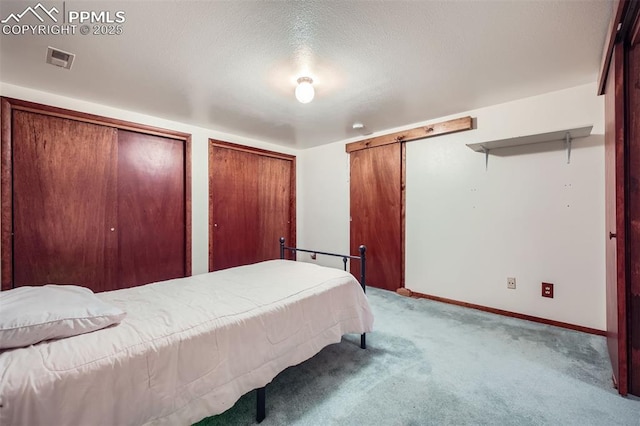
[481,146,489,170]
[564,132,572,164]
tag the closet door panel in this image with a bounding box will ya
[117,130,185,288]
[256,154,293,262]
[209,143,294,271]
[209,145,261,270]
[12,111,118,291]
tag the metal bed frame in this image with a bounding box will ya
[255,237,368,422]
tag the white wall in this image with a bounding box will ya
[299,83,605,330]
[297,141,351,269]
[406,83,605,330]
[0,82,301,276]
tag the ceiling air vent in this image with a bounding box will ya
[46,46,75,70]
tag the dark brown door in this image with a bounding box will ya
[117,130,186,288]
[626,29,640,396]
[350,143,403,291]
[605,44,627,395]
[604,8,640,397]
[209,141,295,271]
[12,111,118,292]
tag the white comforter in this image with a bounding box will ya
[0,260,374,426]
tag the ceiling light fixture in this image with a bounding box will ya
[295,77,314,104]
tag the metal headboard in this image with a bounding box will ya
[279,237,367,293]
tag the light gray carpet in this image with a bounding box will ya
[196,287,640,425]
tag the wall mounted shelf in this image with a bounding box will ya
[466,125,593,168]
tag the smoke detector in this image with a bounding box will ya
[46,46,75,70]
[352,122,373,135]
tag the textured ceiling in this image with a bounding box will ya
[0,1,612,149]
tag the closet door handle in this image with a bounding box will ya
[609,232,617,239]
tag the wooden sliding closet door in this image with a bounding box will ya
[117,130,185,288]
[12,111,118,291]
[350,143,403,291]
[2,98,192,292]
[209,141,295,271]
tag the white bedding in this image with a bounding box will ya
[0,260,374,426]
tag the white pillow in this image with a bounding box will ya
[0,285,126,350]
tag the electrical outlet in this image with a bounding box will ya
[507,277,516,289]
[542,282,554,298]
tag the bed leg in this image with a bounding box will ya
[256,386,266,423]
[361,333,366,349]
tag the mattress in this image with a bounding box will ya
[0,260,374,426]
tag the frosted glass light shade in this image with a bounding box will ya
[295,77,314,104]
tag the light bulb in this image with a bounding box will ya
[295,77,314,104]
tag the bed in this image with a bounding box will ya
[0,239,373,426]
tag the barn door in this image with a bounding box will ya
[209,141,296,271]
[12,111,118,291]
[350,143,403,291]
